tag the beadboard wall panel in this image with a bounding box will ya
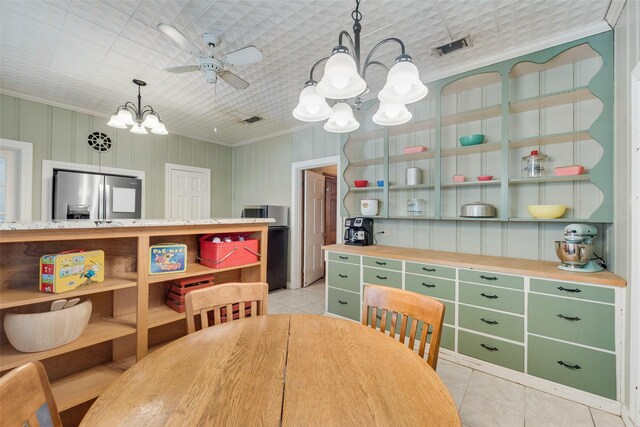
[0,94,232,219]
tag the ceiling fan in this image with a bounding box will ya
[157,23,263,90]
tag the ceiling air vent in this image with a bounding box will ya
[242,116,263,124]
[432,35,472,57]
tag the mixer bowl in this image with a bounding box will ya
[555,241,592,266]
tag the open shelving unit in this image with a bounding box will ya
[340,31,613,224]
[0,222,269,423]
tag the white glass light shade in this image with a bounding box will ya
[142,113,159,128]
[372,102,412,126]
[317,52,366,99]
[116,109,135,126]
[378,61,428,104]
[151,121,168,135]
[324,102,359,133]
[292,85,332,122]
[130,123,148,135]
[107,115,127,129]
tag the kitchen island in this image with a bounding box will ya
[0,218,272,424]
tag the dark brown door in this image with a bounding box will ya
[324,174,337,245]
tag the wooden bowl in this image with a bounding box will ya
[4,300,92,352]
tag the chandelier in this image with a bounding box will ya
[292,0,428,133]
[107,79,168,135]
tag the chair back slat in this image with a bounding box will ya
[362,284,446,370]
[185,282,269,334]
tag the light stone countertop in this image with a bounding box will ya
[0,218,275,231]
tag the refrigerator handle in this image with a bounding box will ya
[99,183,106,220]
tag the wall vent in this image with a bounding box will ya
[242,116,263,124]
[432,35,472,56]
[87,132,112,152]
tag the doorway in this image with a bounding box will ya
[290,156,342,289]
[0,139,32,222]
[164,163,211,220]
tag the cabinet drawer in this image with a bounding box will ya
[528,293,614,351]
[459,305,524,342]
[530,279,614,304]
[458,330,524,372]
[459,269,524,290]
[405,274,455,301]
[328,252,360,265]
[327,262,360,293]
[363,267,402,288]
[427,325,455,351]
[528,335,616,399]
[327,288,360,321]
[459,282,524,315]
[363,256,402,271]
[405,262,455,280]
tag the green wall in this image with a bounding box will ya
[0,94,232,220]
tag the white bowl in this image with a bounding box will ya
[4,300,92,352]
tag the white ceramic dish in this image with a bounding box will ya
[360,199,379,216]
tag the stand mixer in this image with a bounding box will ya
[554,224,604,272]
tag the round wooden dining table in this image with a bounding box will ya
[81,314,461,426]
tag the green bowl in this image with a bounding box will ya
[459,134,485,146]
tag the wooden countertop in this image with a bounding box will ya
[323,244,626,287]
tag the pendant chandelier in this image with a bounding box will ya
[292,0,428,133]
[107,79,168,135]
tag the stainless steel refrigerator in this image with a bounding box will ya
[53,170,142,220]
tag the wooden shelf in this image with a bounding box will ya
[510,87,595,114]
[387,215,437,220]
[0,274,138,310]
[347,128,386,144]
[389,150,435,164]
[51,359,133,411]
[350,186,384,192]
[389,184,435,191]
[509,130,592,149]
[441,105,501,127]
[0,317,136,371]
[441,180,501,188]
[510,44,599,78]
[388,118,436,137]
[441,142,502,158]
[509,175,590,185]
[441,217,503,221]
[119,304,186,329]
[508,217,595,223]
[148,262,261,284]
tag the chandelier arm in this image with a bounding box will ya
[141,105,156,116]
[362,60,389,80]
[119,101,139,115]
[309,56,330,81]
[362,37,406,70]
[338,30,356,55]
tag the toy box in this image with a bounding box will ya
[150,243,187,274]
[198,234,260,269]
[39,250,105,293]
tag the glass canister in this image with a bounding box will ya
[522,150,548,178]
[407,199,425,216]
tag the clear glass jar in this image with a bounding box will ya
[407,199,425,216]
[522,150,548,178]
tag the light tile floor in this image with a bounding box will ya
[269,278,626,427]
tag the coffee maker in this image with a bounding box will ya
[344,217,374,246]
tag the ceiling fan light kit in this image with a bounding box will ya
[107,79,168,135]
[293,0,428,133]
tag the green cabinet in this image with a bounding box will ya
[328,252,360,265]
[405,273,455,301]
[363,256,402,271]
[363,267,402,288]
[327,261,360,293]
[327,287,360,321]
[459,282,524,314]
[405,262,455,280]
[530,278,614,303]
[459,304,524,342]
[459,269,524,290]
[458,330,524,372]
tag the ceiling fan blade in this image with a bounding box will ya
[157,23,201,57]
[219,70,249,90]
[223,46,263,66]
[165,65,200,74]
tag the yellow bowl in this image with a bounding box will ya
[527,204,566,219]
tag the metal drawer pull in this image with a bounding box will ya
[339,256,348,260]
[421,283,436,288]
[338,300,348,305]
[480,318,499,325]
[480,344,498,352]
[480,275,498,281]
[557,361,582,370]
[338,274,348,278]
[556,314,581,321]
[480,293,499,299]
[375,261,387,265]
[376,275,388,280]
[557,286,582,293]
[422,267,436,272]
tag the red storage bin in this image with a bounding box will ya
[198,233,260,269]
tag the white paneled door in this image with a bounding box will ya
[165,164,210,220]
[303,170,325,287]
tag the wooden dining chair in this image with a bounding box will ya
[362,284,446,370]
[0,361,62,427]
[185,282,269,334]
